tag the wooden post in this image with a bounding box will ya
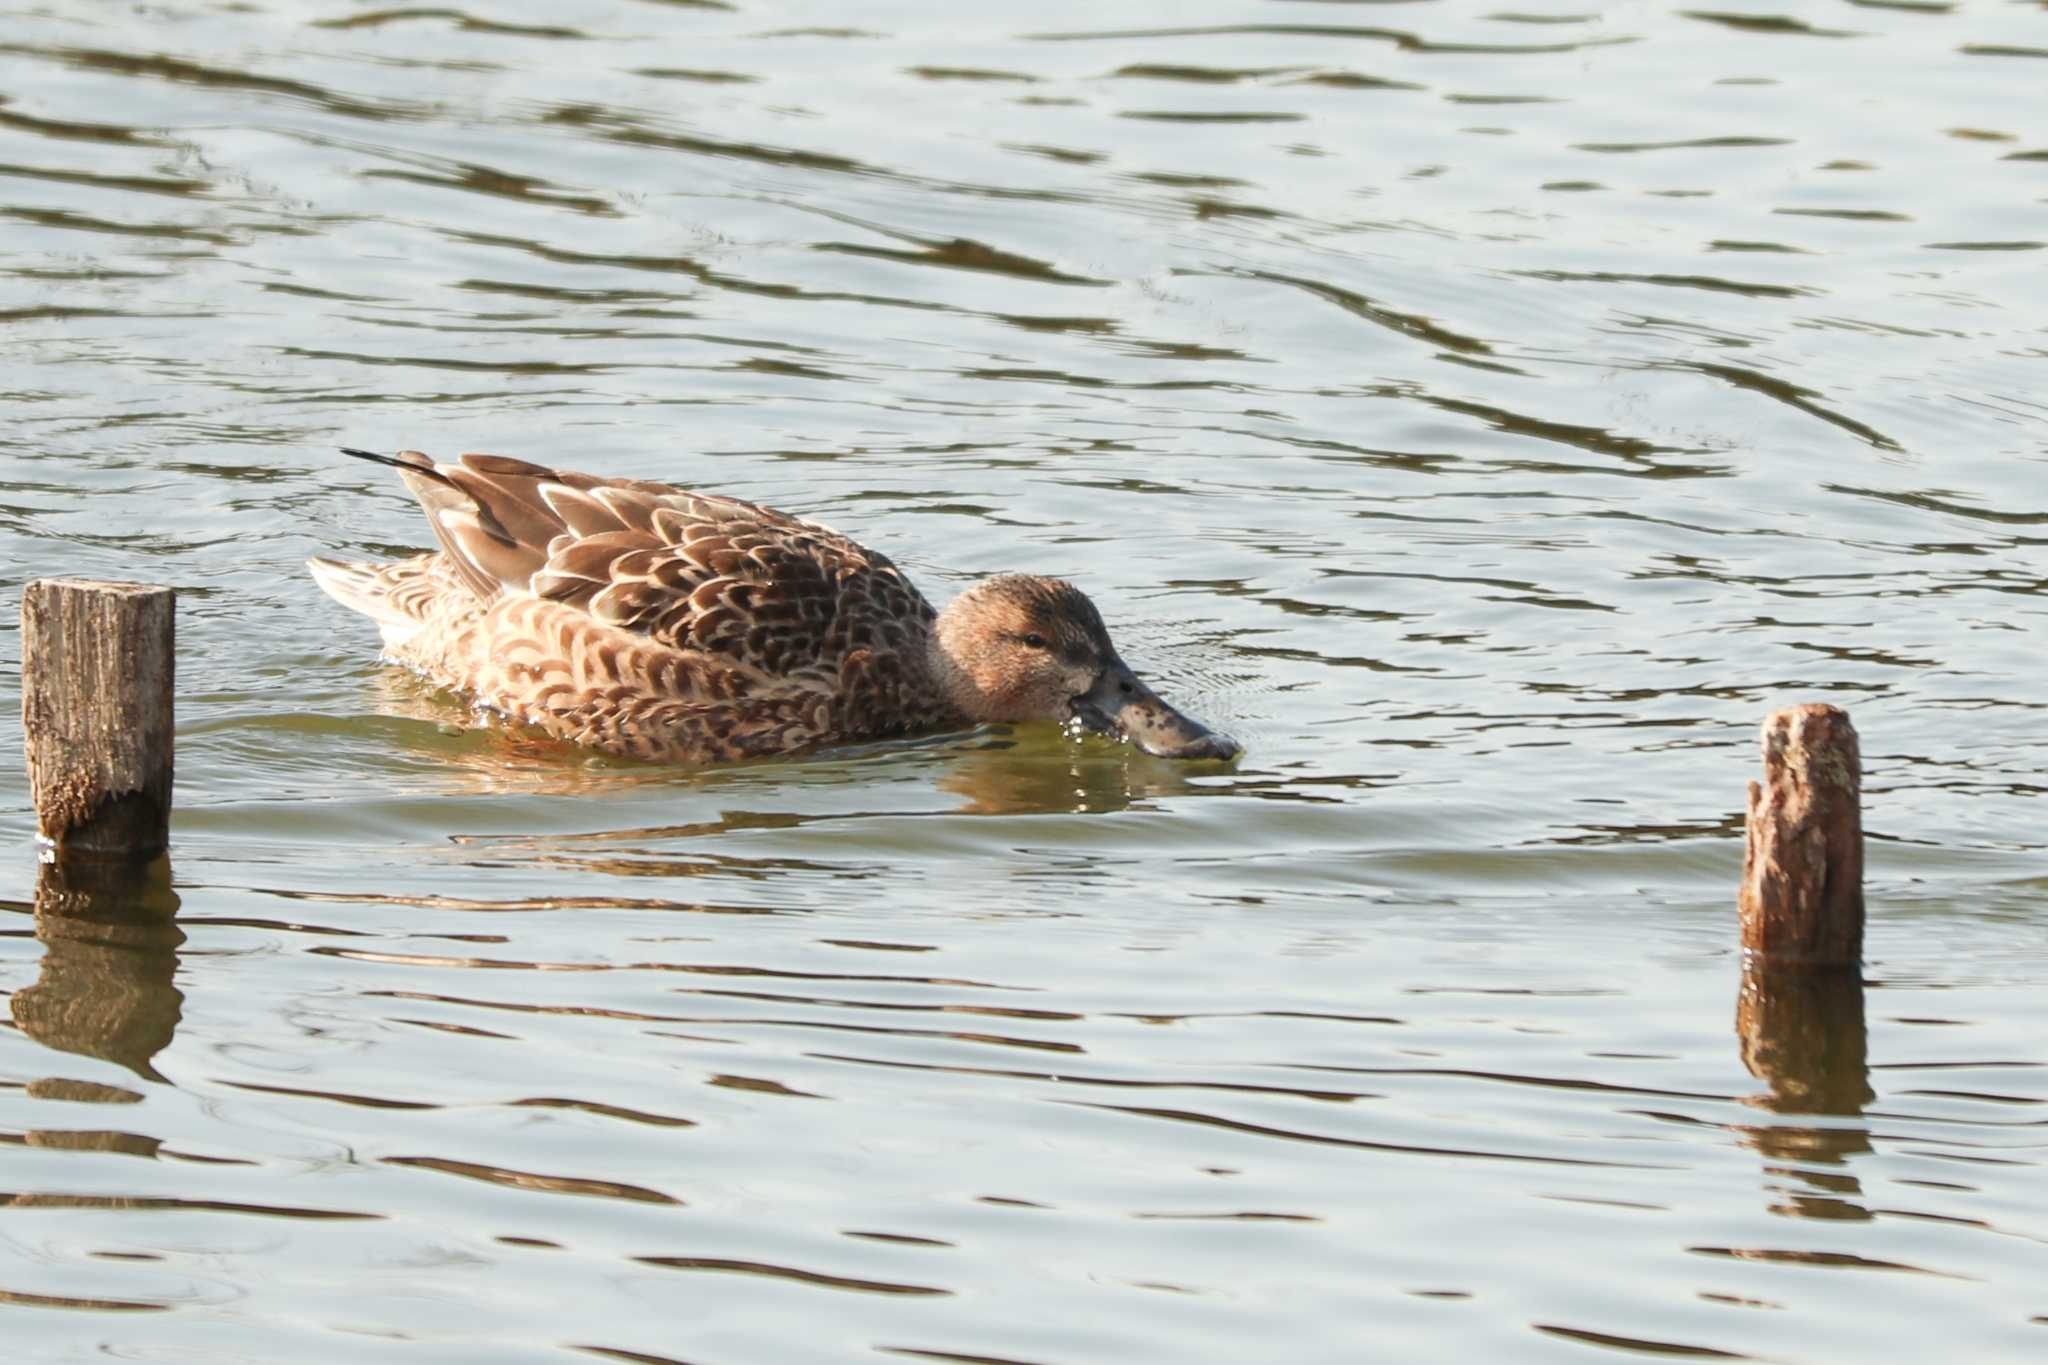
[1735,704,1872,1141]
[20,579,175,860]
[1738,703,1863,968]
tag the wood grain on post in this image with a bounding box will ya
[1738,703,1863,968]
[21,579,175,859]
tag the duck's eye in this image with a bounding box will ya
[1020,632,1048,650]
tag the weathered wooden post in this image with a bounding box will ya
[1735,703,1872,1119]
[20,579,175,860]
[1738,703,1863,966]
[16,580,183,1076]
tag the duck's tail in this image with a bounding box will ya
[308,555,430,648]
[307,554,386,615]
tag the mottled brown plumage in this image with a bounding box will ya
[310,449,1239,765]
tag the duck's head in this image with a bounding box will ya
[930,575,1240,761]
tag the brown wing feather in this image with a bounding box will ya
[391,450,938,685]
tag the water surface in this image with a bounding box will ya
[1,1,2044,1361]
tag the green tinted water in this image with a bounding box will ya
[2,2,2044,1361]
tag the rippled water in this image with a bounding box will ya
[2,1,2045,1360]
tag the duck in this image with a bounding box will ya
[308,448,1239,765]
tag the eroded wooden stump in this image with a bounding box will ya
[20,578,175,859]
[1734,704,1872,1135]
[1738,703,1863,968]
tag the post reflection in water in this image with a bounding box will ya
[11,856,184,1083]
[1735,962,1874,1221]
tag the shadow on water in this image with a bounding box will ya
[9,856,183,1083]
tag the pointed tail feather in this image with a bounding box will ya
[341,446,450,484]
[337,446,525,602]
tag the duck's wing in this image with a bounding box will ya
[357,449,935,679]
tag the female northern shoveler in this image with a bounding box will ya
[309,448,1239,765]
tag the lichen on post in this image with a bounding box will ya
[20,578,176,860]
[1738,703,1864,968]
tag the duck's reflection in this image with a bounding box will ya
[368,668,1215,817]
[1735,962,1873,1219]
[11,857,184,1082]
[935,737,1210,815]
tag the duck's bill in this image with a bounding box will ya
[1071,657,1241,761]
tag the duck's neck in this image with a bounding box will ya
[922,600,986,725]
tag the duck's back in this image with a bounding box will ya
[310,451,945,760]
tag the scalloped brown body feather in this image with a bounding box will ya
[310,450,958,762]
